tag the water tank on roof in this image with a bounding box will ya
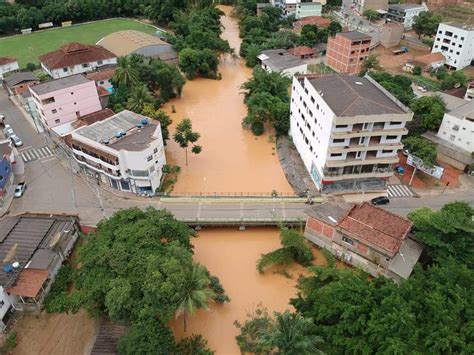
[115,132,122,138]
[3,264,13,273]
[141,118,149,126]
[136,124,143,129]
[103,138,110,145]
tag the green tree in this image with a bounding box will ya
[173,118,202,165]
[408,202,474,266]
[299,24,318,47]
[113,56,139,88]
[141,104,173,142]
[235,305,273,354]
[402,136,437,167]
[360,54,381,75]
[409,95,446,132]
[370,72,415,106]
[126,85,154,113]
[412,11,442,38]
[258,311,324,355]
[176,334,214,355]
[175,263,215,332]
[363,9,380,22]
[440,70,468,90]
[413,65,422,75]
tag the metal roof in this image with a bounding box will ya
[259,49,306,71]
[4,72,38,87]
[30,74,91,96]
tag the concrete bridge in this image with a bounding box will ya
[155,196,316,227]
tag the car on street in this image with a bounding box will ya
[0,113,5,127]
[14,183,27,198]
[371,196,390,205]
[402,149,409,156]
[3,124,14,138]
[10,134,23,147]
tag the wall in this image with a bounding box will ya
[326,35,371,74]
[11,80,40,96]
[0,287,14,329]
[432,23,474,70]
[437,112,474,152]
[0,61,19,79]
[44,58,117,79]
[295,3,322,19]
[281,63,308,77]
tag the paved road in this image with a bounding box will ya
[2,90,473,226]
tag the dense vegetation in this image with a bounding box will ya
[237,202,474,354]
[45,208,230,354]
[241,67,291,136]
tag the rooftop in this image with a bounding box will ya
[435,92,467,112]
[448,99,474,122]
[336,31,371,42]
[72,108,115,129]
[288,46,315,57]
[4,72,38,87]
[306,202,353,226]
[0,57,16,66]
[97,30,172,57]
[39,42,116,70]
[85,67,116,82]
[74,110,160,151]
[413,52,445,66]
[30,74,92,96]
[0,214,77,287]
[441,22,474,31]
[306,74,408,116]
[258,49,306,71]
[337,202,413,257]
[389,4,426,11]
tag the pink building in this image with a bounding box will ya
[29,74,102,134]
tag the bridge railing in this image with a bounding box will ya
[179,217,306,227]
[157,191,307,198]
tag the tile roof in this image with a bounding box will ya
[307,74,408,116]
[337,202,412,256]
[39,42,116,70]
[29,74,91,96]
[85,68,116,81]
[0,57,16,66]
[294,16,331,29]
[6,268,49,298]
[4,72,38,87]
[413,52,445,66]
[288,46,315,57]
[72,108,115,129]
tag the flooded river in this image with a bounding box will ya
[164,6,292,195]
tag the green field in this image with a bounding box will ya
[0,18,157,68]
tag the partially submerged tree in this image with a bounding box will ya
[173,118,202,165]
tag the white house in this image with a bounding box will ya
[270,0,325,18]
[436,100,474,153]
[257,49,308,77]
[39,42,117,79]
[290,74,413,193]
[387,4,426,29]
[0,58,19,79]
[71,110,166,194]
[432,23,474,70]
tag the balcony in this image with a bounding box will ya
[331,127,407,139]
[72,146,119,170]
[325,154,399,168]
[74,154,121,178]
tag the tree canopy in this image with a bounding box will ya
[402,136,437,167]
[370,72,415,106]
[413,11,442,38]
[409,95,446,133]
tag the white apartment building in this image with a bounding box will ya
[270,0,325,18]
[290,74,413,192]
[432,23,474,70]
[437,100,474,153]
[387,4,426,29]
[71,110,166,194]
[39,42,117,79]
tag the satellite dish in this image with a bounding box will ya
[3,244,17,263]
[12,262,20,269]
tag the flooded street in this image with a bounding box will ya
[164,6,292,195]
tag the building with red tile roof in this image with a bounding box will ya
[293,16,331,33]
[305,202,422,281]
[39,42,117,79]
[288,46,316,59]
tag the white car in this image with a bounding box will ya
[10,135,23,147]
[417,86,428,93]
[3,124,14,138]
[14,183,27,198]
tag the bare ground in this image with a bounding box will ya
[373,46,430,74]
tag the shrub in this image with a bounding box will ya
[0,332,17,355]
[413,65,422,75]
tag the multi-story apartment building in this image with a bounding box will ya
[436,100,474,153]
[354,0,388,13]
[270,0,325,19]
[71,110,166,194]
[432,23,474,70]
[326,31,372,75]
[387,4,426,29]
[39,42,117,79]
[290,74,413,192]
[29,74,102,134]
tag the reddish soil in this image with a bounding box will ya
[396,153,462,189]
[373,46,430,75]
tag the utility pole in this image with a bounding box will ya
[408,166,417,186]
[442,181,450,194]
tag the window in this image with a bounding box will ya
[390,121,402,125]
[71,92,74,95]
[386,135,398,140]
[97,60,103,65]
[382,149,393,154]
[456,52,460,55]
[99,81,105,85]
[51,109,57,114]
[459,44,462,48]
[153,148,158,154]
[434,45,438,48]
[310,96,315,103]
[342,236,353,245]
[333,138,345,143]
[304,88,308,94]
[454,34,458,38]
[120,180,131,191]
[55,119,60,124]
[461,36,465,41]
[82,63,89,68]
[330,153,343,157]
[336,124,348,129]
[146,155,153,162]
[63,68,68,72]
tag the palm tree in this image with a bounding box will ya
[175,263,215,332]
[126,85,154,113]
[113,56,139,88]
[258,311,324,355]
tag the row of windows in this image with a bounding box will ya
[62,60,104,72]
[439,30,465,41]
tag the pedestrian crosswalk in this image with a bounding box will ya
[21,146,54,163]
[387,184,415,198]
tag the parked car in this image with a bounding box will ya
[14,183,27,198]
[0,114,5,127]
[3,124,14,138]
[402,149,409,157]
[371,196,390,205]
[10,135,23,147]
[417,86,428,93]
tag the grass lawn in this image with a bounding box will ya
[0,18,156,68]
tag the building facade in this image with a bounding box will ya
[257,49,308,76]
[381,22,404,48]
[354,0,388,13]
[326,31,372,75]
[39,42,117,79]
[432,23,474,70]
[270,0,325,18]
[4,72,39,96]
[387,4,426,29]
[436,100,474,153]
[304,202,422,281]
[29,74,102,133]
[71,110,166,194]
[0,58,19,79]
[290,74,412,192]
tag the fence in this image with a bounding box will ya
[157,191,303,198]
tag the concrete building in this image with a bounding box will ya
[0,140,14,214]
[97,31,178,64]
[0,214,79,328]
[465,81,474,101]
[0,58,19,79]
[381,22,404,48]
[326,31,372,75]
[71,110,166,194]
[304,202,423,282]
[4,72,39,96]
[29,74,102,134]
[354,0,388,13]
[290,74,412,193]
[432,23,474,70]
[270,0,325,19]
[85,68,115,92]
[387,4,426,29]
[437,100,474,151]
[39,42,117,79]
[257,49,308,76]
